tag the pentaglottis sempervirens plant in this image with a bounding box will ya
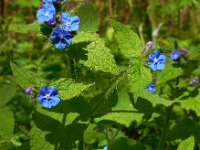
[1,0,200,149]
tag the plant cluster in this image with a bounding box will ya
[1,0,200,150]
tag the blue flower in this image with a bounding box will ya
[42,0,57,3]
[50,26,71,49]
[148,50,166,71]
[145,77,156,93]
[103,146,108,150]
[170,50,180,60]
[36,3,56,23]
[60,12,80,31]
[37,86,60,108]
[145,83,156,93]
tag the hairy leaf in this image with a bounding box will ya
[128,59,152,99]
[96,89,144,127]
[51,78,93,100]
[31,99,88,149]
[112,21,141,59]
[77,4,99,32]
[180,98,200,116]
[73,32,120,75]
[156,62,183,85]
[10,63,46,88]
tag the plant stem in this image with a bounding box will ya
[156,105,173,150]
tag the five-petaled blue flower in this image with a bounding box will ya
[170,50,180,60]
[36,3,56,23]
[42,0,57,3]
[60,12,80,31]
[37,86,60,108]
[148,50,166,71]
[50,26,71,49]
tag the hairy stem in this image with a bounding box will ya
[156,105,173,150]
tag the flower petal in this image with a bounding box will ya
[39,86,48,96]
[55,41,66,49]
[158,54,166,62]
[149,63,157,71]
[37,95,45,103]
[157,62,165,70]
[48,86,58,96]
[49,96,60,106]
[60,12,70,22]
[41,100,52,108]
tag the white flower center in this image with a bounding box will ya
[45,94,50,99]
[153,58,158,63]
[44,12,49,17]
[66,22,71,26]
[59,34,63,39]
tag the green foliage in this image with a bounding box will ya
[127,59,152,99]
[77,4,99,33]
[112,21,141,59]
[156,62,184,84]
[3,1,200,150]
[110,137,144,150]
[51,78,93,100]
[9,22,41,34]
[10,63,46,88]
[73,32,120,75]
[177,136,195,150]
[180,98,200,116]
[0,81,17,108]
[30,99,89,149]
[96,89,143,127]
[0,107,14,137]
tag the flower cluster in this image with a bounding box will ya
[189,76,199,86]
[36,0,80,50]
[24,86,61,108]
[145,47,166,93]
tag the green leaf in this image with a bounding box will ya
[72,31,99,43]
[127,59,152,99]
[9,22,41,34]
[96,89,144,127]
[139,90,173,107]
[0,81,17,108]
[77,4,99,32]
[110,137,144,150]
[10,63,46,88]
[112,21,141,59]
[51,78,93,100]
[73,32,120,75]
[177,136,195,150]
[84,124,106,144]
[156,62,183,85]
[31,100,88,150]
[180,98,200,116]
[0,107,14,137]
